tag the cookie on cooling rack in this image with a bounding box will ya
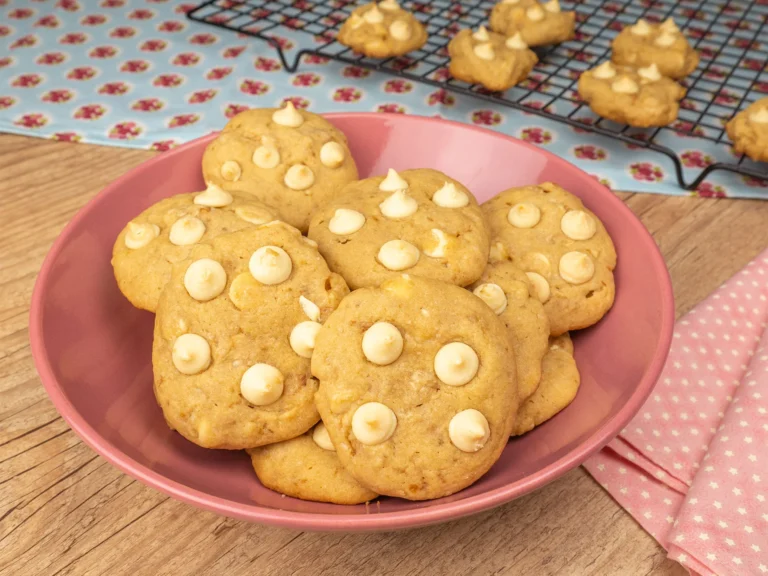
[726,97,768,163]
[337,0,427,58]
[489,0,575,47]
[577,61,686,127]
[448,27,538,92]
[611,18,699,80]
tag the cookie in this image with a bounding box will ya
[470,260,549,403]
[448,27,538,92]
[489,0,575,47]
[726,97,768,163]
[577,60,686,127]
[153,222,349,449]
[512,333,580,436]
[337,0,427,59]
[201,104,359,232]
[312,274,517,500]
[112,186,279,312]
[247,422,378,504]
[611,18,699,80]
[307,168,489,289]
[482,182,617,336]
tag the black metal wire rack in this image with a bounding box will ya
[188,0,768,190]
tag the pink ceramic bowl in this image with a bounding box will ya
[30,113,674,531]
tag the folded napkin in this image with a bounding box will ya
[584,247,768,576]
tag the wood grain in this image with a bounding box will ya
[1,133,767,576]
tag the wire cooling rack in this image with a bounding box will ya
[188,0,768,190]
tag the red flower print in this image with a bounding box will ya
[431,68,451,82]
[731,38,760,50]
[741,58,765,71]
[13,73,43,88]
[0,26,11,38]
[150,140,176,152]
[222,46,246,59]
[520,127,552,144]
[81,14,108,26]
[67,67,98,81]
[384,79,413,94]
[35,15,60,28]
[8,8,35,19]
[427,89,455,107]
[11,35,39,49]
[153,74,184,87]
[714,89,739,105]
[168,114,200,128]
[680,100,699,111]
[694,183,726,198]
[89,45,118,59]
[281,96,309,109]
[672,121,705,137]
[303,54,329,65]
[131,98,164,112]
[268,36,294,50]
[101,0,125,6]
[681,150,713,168]
[0,96,16,110]
[0,57,12,69]
[574,145,607,160]
[188,89,217,104]
[724,19,751,30]
[240,79,270,95]
[74,104,107,120]
[342,66,370,79]
[109,122,142,140]
[14,113,48,129]
[698,46,716,60]
[630,162,664,182]
[173,53,201,66]
[255,57,281,72]
[333,87,361,103]
[120,60,150,73]
[175,4,197,14]
[110,26,136,38]
[377,104,405,114]
[52,132,82,143]
[313,31,335,44]
[756,82,768,93]
[60,32,88,45]
[206,67,233,80]
[157,20,185,32]
[251,8,270,18]
[224,104,250,118]
[189,33,217,45]
[574,31,592,42]
[56,0,80,11]
[472,110,501,126]
[98,81,129,95]
[139,40,166,53]
[281,17,305,28]
[42,89,73,103]
[391,57,415,71]
[36,52,67,66]
[293,0,312,8]
[292,73,320,87]
[680,8,705,19]
[128,9,155,20]
[742,175,768,188]
[704,67,727,80]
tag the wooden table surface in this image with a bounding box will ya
[1,133,767,576]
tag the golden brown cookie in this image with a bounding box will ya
[312,274,518,500]
[448,27,538,92]
[201,104,359,232]
[489,0,574,47]
[470,261,549,403]
[112,186,278,312]
[337,0,427,58]
[248,422,378,504]
[512,333,580,435]
[726,97,768,163]
[152,222,349,449]
[611,18,699,80]
[577,61,686,127]
[307,168,490,290]
[483,182,617,336]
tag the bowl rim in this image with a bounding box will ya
[29,112,675,532]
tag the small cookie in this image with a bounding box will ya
[483,182,617,336]
[470,261,549,403]
[248,423,378,505]
[201,104,359,232]
[337,0,427,59]
[578,61,686,127]
[153,222,349,449]
[112,186,279,312]
[512,333,580,436]
[448,27,538,92]
[307,168,490,289]
[312,274,518,500]
[726,97,768,163]
[611,18,699,80]
[489,0,575,47]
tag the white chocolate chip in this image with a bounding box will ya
[750,108,768,123]
[172,333,211,375]
[543,0,560,13]
[432,181,469,208]
[654,31,677,47]
[379,190,418,219]
[240,363,284,406]
[611,76,639,94]
[379,168,409,192]
[507,202,541,228]
[235,205,273,225]
[379,0,400,10]
[272,101,304,127]
[631,19,651,36]
[184,258,227,302]
[473,26,490,42]
[362,321,403,365]
[220,160,242,182]
[377,239,420,271]
[169,216,205,246]
[660,17,679,33]
[302,237,318,248]
[505,32,527,50]
[559,251,595,285]
[473,283,507,315]
[638,63,662,83]
[328,208,365,235]
[319,141,345,168]
[299,295,321,321]
[526,271,551,303]
[249,245,292,285]
[195,183,233,208]
[348,13,364,28]
[351,402,397,445]
[422,228,450,258]
[434,342,479,386]
[473,42,495,61]
[312,422,334,450]
[489,241,509,262]
[592,61,616,80]
[449,409,490,452]
[363,5,384,23]
[526,5,545,21]
[560,210,597,240]
[289,320,322,358]
[252,144,281,169]
[389,20,411,41]
[124,222,159,249]
[284,164,315,191]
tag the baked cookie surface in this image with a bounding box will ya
[470,260,549,403]
[312,274,518,500]
[337,0,427,58]
[726,97,768,163]
[248,423,378,504]
[112,186,278,312]
[153,222,349,449]
[512,333,580,435]
[483,182,616,336]
[448,27,538,92]
[577,61,686,127]
[611,18,699,80]
[307,168,490,289]
[489,0,574,47]
[201,104,358,232]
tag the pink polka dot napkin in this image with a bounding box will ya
[584,247,768,576]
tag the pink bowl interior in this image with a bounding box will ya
[30,113,674,531]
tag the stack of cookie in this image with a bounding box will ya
[111,104,617,504]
